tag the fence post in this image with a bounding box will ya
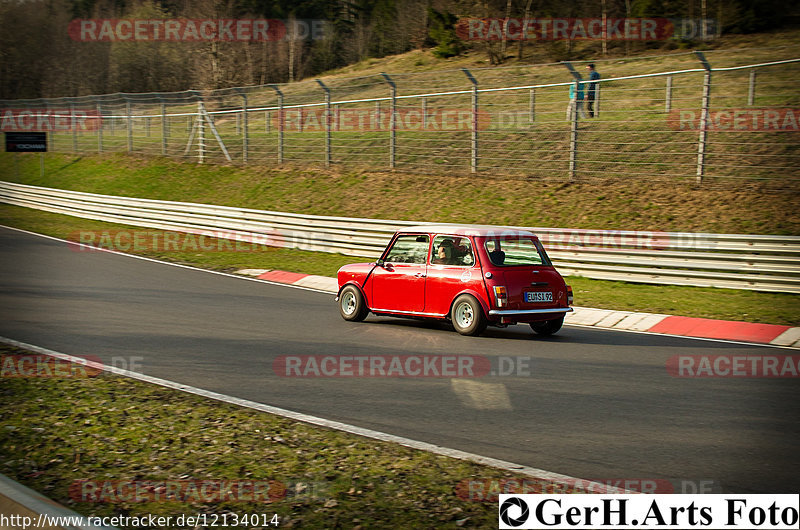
[421,97,427,130]
[748,69,756,106]
[125,98,133,153]
[70,102,77,153]
[316,79,331,168]
[462,68,478,174]
[159,98,167,156]
[197,100,205,164]
[236,89,248,163]
[569,81,580,180]
[562,62,583,181]
[529,88,535,124]
[665,76,673,113]
[268,85,284,165]
[97,101,103,154]
[109,101,115,135]
[265,111,271,133]
[381,73,397,169]
[695,52,712,185]
[45,101,54,151]
[595,83,601,117]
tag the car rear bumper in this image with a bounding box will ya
[488,307,573,317]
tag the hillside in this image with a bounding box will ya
[9,28,798,188]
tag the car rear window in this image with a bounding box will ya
[484,237,552,266]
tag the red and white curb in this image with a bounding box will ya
[237,268,339,292]
[237,269,800,349]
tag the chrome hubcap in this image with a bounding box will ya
[341,291,356,315]
[455,302,474,328]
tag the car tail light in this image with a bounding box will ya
[566,285,573,305]
[493,285,507,307]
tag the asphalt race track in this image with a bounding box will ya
[1,226,798,493]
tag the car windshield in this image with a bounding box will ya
[384,234,429,264]
[484,237,552,266]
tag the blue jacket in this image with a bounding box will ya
[569,82,584,101]
[588,70,600,94]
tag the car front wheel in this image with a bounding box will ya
[339,285,368,322]
[451,295,487,336]
[530,316,564,336]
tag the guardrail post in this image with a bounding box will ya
[96,101,103,154]
[316,79,331,168]
[695,52,712,185]
[268,85,284,165]
[665,76,673,113]
[380,73,397,169]
[125,97,133,153]
[462,68,478,174]
[563,62,583,181]
[748,69,756,106]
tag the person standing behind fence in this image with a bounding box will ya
[566,81,586,121]
[586,63,601,117]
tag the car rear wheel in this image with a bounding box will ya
[530,316,564,336]
[451,295,487,336]
[339,285,368,322]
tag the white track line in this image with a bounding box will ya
[0,224,334,294]
[0,335,629,494]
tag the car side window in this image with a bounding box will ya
[384,235,429,264]
[432,235,475,266]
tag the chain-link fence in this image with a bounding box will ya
[2,47,799,186]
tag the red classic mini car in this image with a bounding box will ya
[336,225,573,336]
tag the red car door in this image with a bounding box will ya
[424,235,482,316]
[370,234,429,313]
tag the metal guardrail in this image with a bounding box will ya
[1,180,799,293]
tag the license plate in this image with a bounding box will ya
[525,291,553,303]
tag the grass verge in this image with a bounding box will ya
[1,152,799,235]
[2,203,798,326]
[0,342,525,529]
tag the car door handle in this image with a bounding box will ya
[414,273,427,278]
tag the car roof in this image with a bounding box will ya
[398,224,539,238]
